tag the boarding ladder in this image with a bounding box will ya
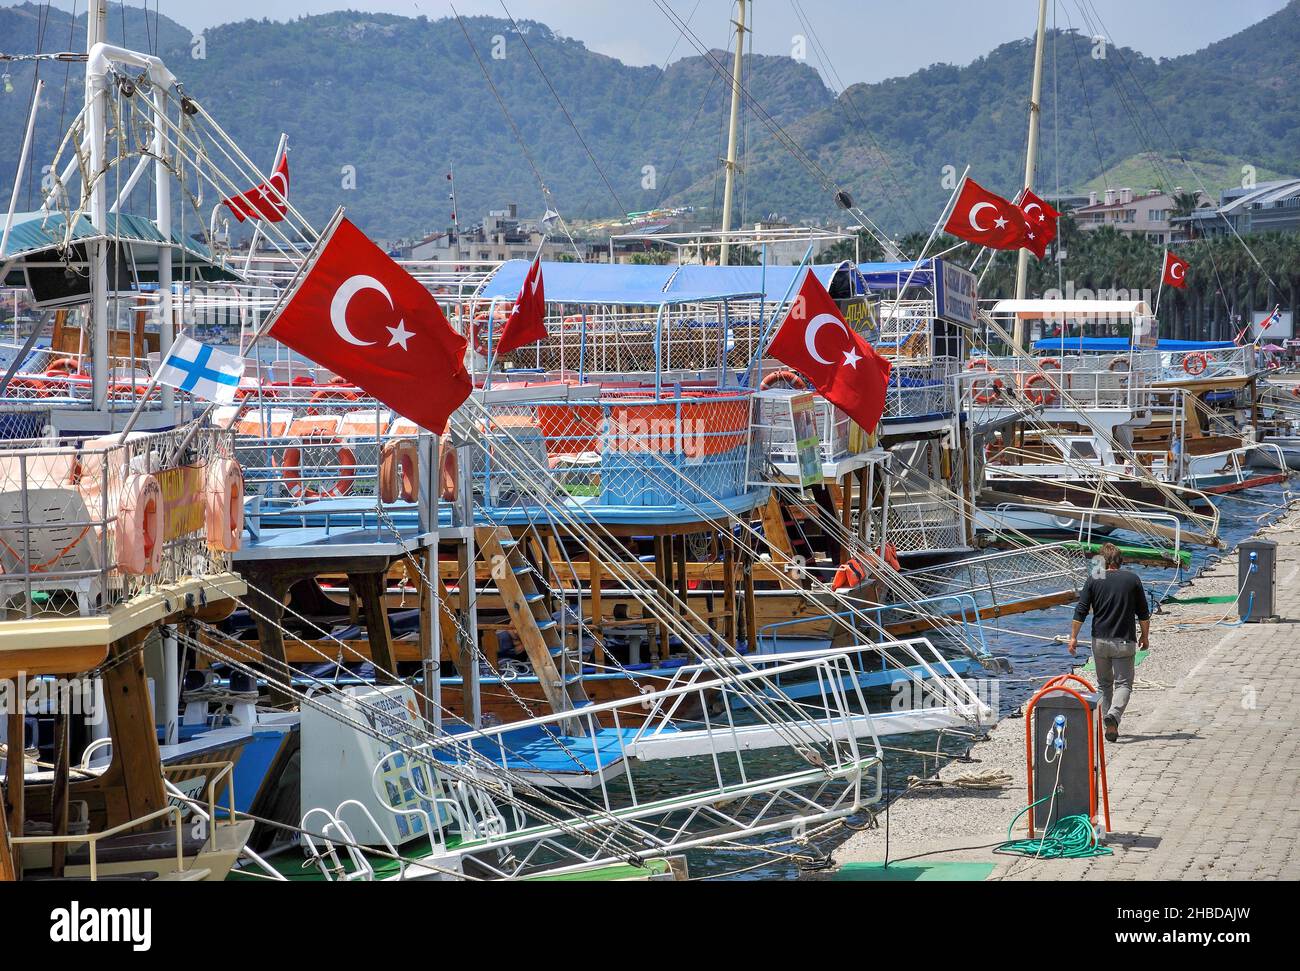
[476,527,590,723]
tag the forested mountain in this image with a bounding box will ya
[1,1,1296,241]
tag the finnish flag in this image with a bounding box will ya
[156,335,244,404]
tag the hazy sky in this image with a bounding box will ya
[24,0,1293,87]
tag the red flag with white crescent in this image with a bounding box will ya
[942,178,1033,251]
[223,153,290,223]
[767,271,892,434]
[495,257,548,357]
[1162,250,1189,289]
[1017,188,1060,260]
[268,217,470,433]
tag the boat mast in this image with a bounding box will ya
[1013,0,1049,348]
[719,0,747,267]
[86,0,110,409]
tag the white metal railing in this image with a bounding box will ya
[11,805,186,881]
[0,424,234,619]
[360,647,889,880]
[882,498,966,553]
[883,359,958,420]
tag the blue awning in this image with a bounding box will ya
[857,260,934,291]
[476,260,861,305]
[1033,337,1240,353]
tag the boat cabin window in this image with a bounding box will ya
[1067,439,1099,461]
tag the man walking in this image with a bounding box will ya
[1068,543,1150,742]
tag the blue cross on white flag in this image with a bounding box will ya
[156,335,244,404]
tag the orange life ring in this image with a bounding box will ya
[760,369,808,391]
[108,381,152,399]
[1023,372,1059,407]
[204,458,244,553]
[1183,351,1208,376]
[379,439,420,504]
[967,358,1003,405]
[278,444,356,500]
[115,473,164,576]
[439,442,458,502]
[5,376,52,398]
[45,356,82,375]
[307,385,360,413]
[1038,357,1060,371]
[1291,386,1300,399]
[1108,355,1130,373]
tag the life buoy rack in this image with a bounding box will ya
[1182,351,1209,376]
[760,369,808,391]
[379,438,420,504]
[204,458,244,553]
[277,443,357,500]
[115,473,164,576]
[967,358,1003,405]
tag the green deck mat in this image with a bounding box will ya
[833,861,995,882]
[1080,649,1149,673]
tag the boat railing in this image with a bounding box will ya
[161,760,237,852]
[1156,344,1256,382]
[894,542,1084,622]
[959,354,1159,411]
[879,496,966,553]
[406,646,887,879]
[473,389,759,512]
[0,423,235,619]
[752,389,854,468]
[460,305,768,376]
[883,359,959,421]
[875,300,936,352]
[229,391,399,508]
[11,804,186,881]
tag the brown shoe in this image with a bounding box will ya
[1104,715,1119,743]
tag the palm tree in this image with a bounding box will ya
[1169,190,1203,241]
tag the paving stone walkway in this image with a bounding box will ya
[834,510,1300,881]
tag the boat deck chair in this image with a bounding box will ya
[0,453,104,617]
[340,408,393,441]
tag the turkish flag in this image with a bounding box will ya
[1017,188,1060,260]
[495,257,547,357]
[1162,250,1189,289]
[943,178,1032,251]
[223,153,290,223]
[767,271,892,434]
[268,216,471,433]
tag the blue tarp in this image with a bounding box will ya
[1033,337,1240,353]
[476,259,864,305]
[858,260,934,291]
[667,262,863,302]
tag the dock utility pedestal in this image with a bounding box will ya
[1238,539,1277,622]
[1024,675,1111,837]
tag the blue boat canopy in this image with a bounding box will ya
[857,260,934,291]
[1033,337,1240,353]
[476,260,865,305]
